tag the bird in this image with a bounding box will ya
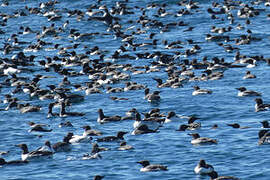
[131,124,159,135]
[176,124,190,131]
[164,111,180,123]
[194,159,214,175]
[121,108,138,120]
[137,160,168,172]
[258,130,270,145]
[227,123,250,129]
[243,71,256,79]
[188,133,217,145]
[68,131,93,144]
[97,131,127,142]
[82,152,102,160]
[207,170,239,180]
[147,91,161,102]
[91,142,109,154]
[28,121,52,132]
[0,158,28,166]
[93,175,105,180]
[59,102,85,117]
[52,133,73,152]
[144,88,161,102]
[36,141,53,152]
[47,102,58,118]
[260,120,270,128]
[118,141,134,151]
[97,108,121,124]
[236,87,261,97]
[152,78,171,88]
[82,125,102,136]
[17,103,41,113]
[16,143,53,161]
[133,112,162,130]
[192,86,212,95]
[255,98,270,112]
[59,121,73,128]
[187,116,201,130]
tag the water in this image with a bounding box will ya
[0,0,270,179]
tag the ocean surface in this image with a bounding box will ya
[1,0,270,179]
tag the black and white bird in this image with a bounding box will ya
[97,108,121,124]
[255,98,270,112]
[207,170,239,180]
[137,160,168,172]
[194,159,214,175]
[236,87,261,97]
[192,86,212,95]
[188,133,217,145]
[0,158,28,166]
[16,143,53,161]
[97,131,127,142]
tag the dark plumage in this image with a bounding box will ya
[97,108,121,124]
[207,171,239,180]
[97,131,127,142]
[137,160,168,172]
[260,120,270,128]
[0,158,28,165]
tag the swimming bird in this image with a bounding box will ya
[236,87,261,97]
[131,124,159,135]
[82,152,102,160]
[176,124,190,131]
[133,112,162,130]
[93,175,105,180]
[176,120,200,131]
[36,141,53,152]
[207,170,239,180]
[28,121,52,132]
[188,133,217,145]
[260,120,270,128]
[255,98,270,112]
[110,96,129,101]
[121,108,138,120]
[91,142,109,154]
[164,111,180,123]
[211,124,219,129]
[243,71,256,79]
[88,5,116,26]
[82,125,102,136]
[16,143,53,161]
[258,130,270,145]
[97,108,121,124]
[52,133,73,152]
[187,116,201,130]
[68,131,92,144]
[59,121,73,128]
[59,102,85,117]
[97,131,127,142]
[192,86,212,95]
[227,123,250,129]
[17,103,41,113]
[194,159,214,175]
[146,90,161,102]
[152,78,171,88]
[137,160,168,172]
[0,158,28,166]
[118,141,134,151]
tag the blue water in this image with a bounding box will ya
[1,0,270,179]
